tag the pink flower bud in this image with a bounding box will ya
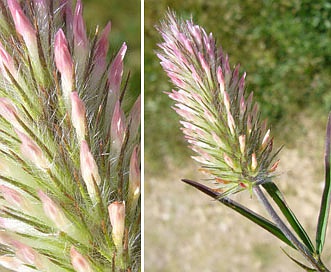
[94,22,111,72]
[13,239,61,270]
[262,129,270,148]
[247,114,252,134]
[38,190,71,232]
[191,65,203,86]
[206,33,215,60]
[0,256,28,272]
[233,64,240,84]
[129,146,140,199]
[54,29,74,97]
[191,155,209,164]
[73,0,88,74]
[217,66,225,94]
[173,106,195,121]
[173,48,187,66]
[0,41,17,80]
[61,0,74,38]
[80,140,101,200]
[70,92,86,141]
[89,22,111,89]
[192,25,202,45]
[204,108,216,124]
[0,97,19,127]
[0,185,27,210]
[0,217,19,230]
[108,201,125,251]
[211,131,225,149]
[239,135,246,154]
[108,42,127,96]
[223,91,231,113]
[15,129,49,169]
[7,0,37,52]
[198,52,210,76]
[240,95,246,117]
[227,111,236,135]
[181,34,194,54]
[12,241,37,265]
[251,153,258,171]
[239,72,246,93]
[269,160,280,173]
[70,246,93,272]
[0,232,14,248]
[111,101,126,151]
[223,154,234,169]
[166,89,189,104]
[180,121,205,138]
[73,0,87,50]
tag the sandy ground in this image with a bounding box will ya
[145,114,331,271]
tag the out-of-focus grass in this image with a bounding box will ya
[83,0,140,100]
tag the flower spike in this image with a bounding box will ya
[157,12,280,196]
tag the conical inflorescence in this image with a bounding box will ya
[0,0,140,271]
[157,12,280,196]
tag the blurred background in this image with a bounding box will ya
[83,0,140,100]
[145,0,331,271]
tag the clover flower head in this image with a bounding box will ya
[158,12,280,196]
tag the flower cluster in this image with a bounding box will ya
[0,0,140,271]
[157,12,280,196]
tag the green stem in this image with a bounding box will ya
[253,186,329,272]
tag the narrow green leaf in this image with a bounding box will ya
[316,113,331,254]
[281,248,316,271]
[263,182,315,253]
[182,179,295,249]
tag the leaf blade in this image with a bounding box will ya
[263,182,315,253]
[281,248,317,272]
[316,113,331,254]
[182,179,295,249]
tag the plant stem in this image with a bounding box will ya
[253,186,330,272]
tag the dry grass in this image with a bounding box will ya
[145,113,331,271]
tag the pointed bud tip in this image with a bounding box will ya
[80,140,101,200]
[54,29,74,94]
[70,92,87,140]
[129,146,140,197]
[239,135,246,154]
[108,201,125,251]
[251,153,258,171]
[70,246,92,272]
[8,0,36,46]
